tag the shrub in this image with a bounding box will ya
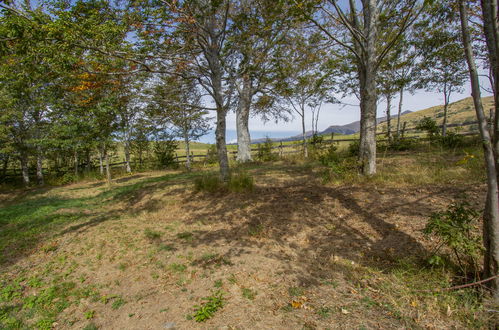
[59,173,77,185]
[228,172,254,192]
[423,201,482,276]
[194,175,223,193]
[318,144,340,166]
[386,137,417,151]
[438,132,464,149]
[205,145,218,164]
[416,116,440,138]
[347,140,360,157]
[153,140,178,168]
[256,137,278,162]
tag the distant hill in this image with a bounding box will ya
[377,96,493,133]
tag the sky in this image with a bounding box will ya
[198,77,493,144]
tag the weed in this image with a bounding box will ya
[144,228,162,241]
[111,296,126,310]
[169,263,187,273]
[228,274,237,284]
[85,310,95,319]
[214,280,223,288]
[176,232,194,241]
[82,323,98,330]
[288,287,304,297]
[117,263,127,271]
[316,306,332,319]
[158,244,174,252]
[241,288,257,300]
[247,223,264,237]
[191,291,224,322]
[228,172,254,192]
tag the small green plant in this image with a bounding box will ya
[82,323,98,330]
[111,296,126,310]
[176,232,193,241]
[256,137,278,162]
[214,279,223,288]
[144,228,162,241]
[423,201,482,275]
[191,290,224,322]
[438,131,464,148]
[318,144,340,166]
[84,310,95,319]
[169,263,187,273]
[228,172,254,192]
[316,306,332,318]
[241,288,256,300]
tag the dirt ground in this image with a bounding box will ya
[0,161,490,329]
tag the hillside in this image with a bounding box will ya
[377,95,494,132]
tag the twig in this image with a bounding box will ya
[416,275,499,293]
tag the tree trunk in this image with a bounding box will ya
[357,0,378,176]
[460,0,499,301]
[385,93,392,141]
[396,87,404,137]
[85,149,91,172]
[236,73,253,163]
[74,150,78,178]
[20,152,29,186]
[99,146,104,175]
[442,85,450,137]
[301,110,308,158]
[105,149,112,184]
[36,146,43,185]
[124,139,132,173]
[184,132,191,171]
[215,110,230,181]
[480,0,499,180]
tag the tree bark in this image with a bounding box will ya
[99,146,104,176]
[105,149,112,184]
[184,131,191,171]
[385,93,392,141]
[20,152,29,186]
[357,0,378,175]
[36,146,43,185]
[301,109,308,158]
[74,150,78,177]
[442,85,450,137]
[396,87,404,137]
[124,139,132,173]
[236,73,253,163]
[460,0,499,301]
[85,149,91,172]
[2,155,8,178]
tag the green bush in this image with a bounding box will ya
[153,140,178,168]
[256,137,278,162]
[205,145,218,164]
[385,137,417,151]
[347,140,360,157]
[423,201,482,275]
[318,144,340,166]
[438,132,464,149]
[194,175,223,193]
[416,116,440,138]
[59,173,77,185]
[228,172,254,192]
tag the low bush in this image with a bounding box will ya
[228,171,254,192]
[194,175,223,193]
[256,137,278,162]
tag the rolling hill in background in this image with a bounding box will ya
[249,95,491,144]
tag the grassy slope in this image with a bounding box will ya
[377,96,494,132]
[0,143,494,329]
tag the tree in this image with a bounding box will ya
[459,0,499,301]
[414,3,468,136]
[298,0,423,175]
[278,28,333,157]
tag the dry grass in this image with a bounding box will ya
[0,147,495,329]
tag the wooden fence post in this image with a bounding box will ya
[401,122,407,137]
[279,141,283,158]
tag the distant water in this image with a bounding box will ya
[197,129,300,144]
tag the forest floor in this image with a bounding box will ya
[0,146,497,329]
